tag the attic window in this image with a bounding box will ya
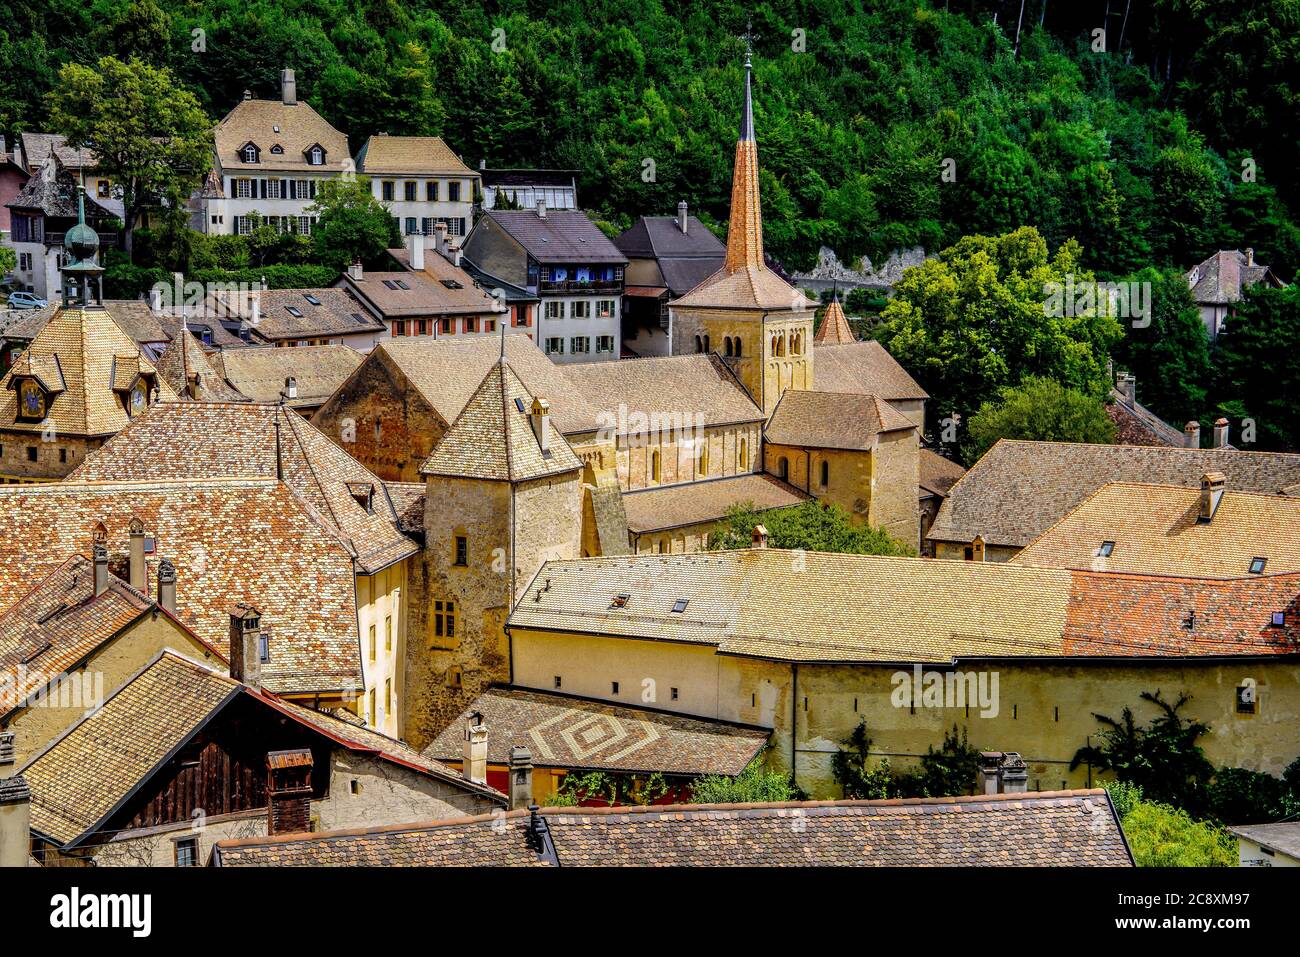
[440,279,463,289]
[309,146,324,165]
[1098,541,1115,558]
[1249,557,1267,575]
[304,294,321,306]
[351,313,370,325]
[1272,612,1287,628]
[514,397,526,413]
[348,483,375,514]
[285,306,303,318]
[395,280,410,290]
[382,280,397,290]
[242,144,259,163]
[671,598,689,614]
[270,144,284,155]
[609,593,630,610]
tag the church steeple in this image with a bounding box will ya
[723,49,764,273]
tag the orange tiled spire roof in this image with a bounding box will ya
[815,290,856,344]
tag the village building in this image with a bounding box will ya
[506,546,1300,797]
[1229,823,1300,867]
[928,440,1300,562]
[461,207,626,363]
[8,649,502,866]
[13,133,116,214]
[213,344,362,415]
[200,70,349,236]
[0,552,224,766]
[238,287,385,349]
[918,448,966,556]
[356,134,479,240]
[615,202,725,357]
[211,789,1133,866]
[0,136,31,243]
[478,167,579,212]
[1107,371,1186,447]
[1011,478,1300,578]
[1186,248,1285,338]
[343,234,502,342]
[424,687,770,804]
[5,152,117,300]
[153,330,249,403]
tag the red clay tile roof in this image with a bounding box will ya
[213,789,1132,866]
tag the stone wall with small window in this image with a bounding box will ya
[0,431,100,482]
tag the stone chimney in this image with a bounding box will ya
[530,397,551,453]
[1245,247,1255,267]
[228,603,263,689]
[976,751,1028,794]
[93,544,108,597]
[266,749,313,835]
[1115,371,1136,407]
[128,519,147,592]
[1200,471,1226,523]
[535,197,547,219]
[509,745,533,810]
[752,524,768,549]
[409,232,424,271]
[677,200,689,234]
[0,732,31,869]
[281,68,297,106]
[347,261,363,282]
[1213,417,1230,448]
[157,559,176,613]
[463,712,488,785]
[1184,420,1200,449]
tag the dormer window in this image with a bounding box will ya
[270,144,284,155]
[127,381,148,416]
[16,378,46,421]
[241,142,260,164]
[304,144,325,166]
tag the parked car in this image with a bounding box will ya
[5,291,48,310]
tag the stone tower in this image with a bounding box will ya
[403,355,584,749]
[669,49,816,416]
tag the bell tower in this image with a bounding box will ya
[668,47,814,416]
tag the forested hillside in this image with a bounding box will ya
[3,0,1297,279]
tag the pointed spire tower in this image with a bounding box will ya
[815,287,857,345]
[669,44,816,416]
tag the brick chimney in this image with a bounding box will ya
[0,732,31,869]
[1115,371,1136,407]
[463,711,488,785]
[509,745,533,810]
[752,524,768,548]
[1200,472,1226,523]
[1184,420,1200,449]
[228,603,263,689]
[157,559,176,613]
[976,751,1028,794]
[677,200,689,234]
[281,68,297,106]
[93,544,108,597]
[266,749,313,835]
[1213,417,1230,448]
[128,519,147,592]
[530,397,551,453]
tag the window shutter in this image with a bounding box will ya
[309,180,317,198]
[282,179,289,199]
[259,179,266,199]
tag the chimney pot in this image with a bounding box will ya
[280,68,297,106]
[228,603,263,689]
[508,745,534,810]
[128,519,147,592]
[0,731,31,869]
[998,752,1029,793]
[529,397,551,453]
[1213,417,1230,448]
[977,752,1004,794]
[752,524,768,549]
[157,559,177,613]
[677,200,689,234]
[1200,471,1226,522]
[463,712,488,785]
[1184,420,1201,449]
[93,544,108,597]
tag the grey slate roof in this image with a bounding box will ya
[486,210,627,264]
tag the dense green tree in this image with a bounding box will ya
[1210,285,1300,451]
[307,177,401,270]
[965,376,1115,463]
[871,227,1123,445]
[1111,267,1212,426]
[1106,783,1237,868]
[708,501,914,556]
[689,755,797,804]
[46,56,212,255]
